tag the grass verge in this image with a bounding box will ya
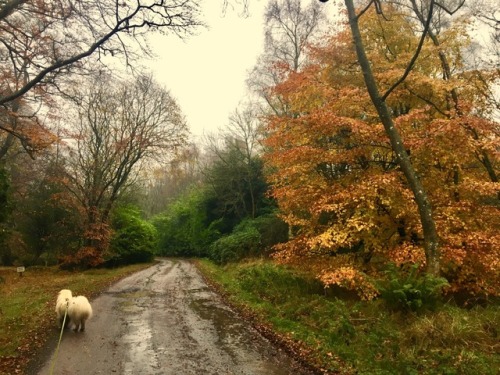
[195,259,500,375]
[0,262,153,375]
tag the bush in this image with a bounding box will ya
[60,246,105,270]
[208,213,289,264]
[108,205,157,266]
[238,213,288,251]
[209,226,260,264]
[378,263,449,312]
[152,188,220,257]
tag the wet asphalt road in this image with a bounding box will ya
[32,259,309,375]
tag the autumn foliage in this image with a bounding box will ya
[263,7,499,298]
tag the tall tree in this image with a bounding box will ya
[226,106,265,219]
[264,3,499,297]
[264,0,326,71]
[0,0,201,147]
[405,0,499,193]
[62,73,188,266]
[341,0,442,275]
[248,0,327,115]
[203,104,267,221]
[12,154,80,264]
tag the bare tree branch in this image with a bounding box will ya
[0,0,203,107]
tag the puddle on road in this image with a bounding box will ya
[122,322,162,374]
[189,298,243,342]
[120,296,162,374]
[188,287,254,347]
[119,289,154,299]
[187,291,304,375]
[103,286,141,296]
[106,260,308,375]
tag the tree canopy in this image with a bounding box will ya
[263,3,499,297]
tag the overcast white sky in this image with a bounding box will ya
[145,1,269,138]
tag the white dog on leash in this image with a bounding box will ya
[67,295,93,332]
[55,289,72,328]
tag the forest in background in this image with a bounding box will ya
[2,0,497,299]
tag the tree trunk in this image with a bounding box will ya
[344,0,440,275]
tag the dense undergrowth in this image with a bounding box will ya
[196,259,500,375]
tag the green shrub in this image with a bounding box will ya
[209,226,260,264]
[108,205,157,265]
[378,263,449,312]
[208,214,288,264]
[237,213,288,251]
[152,188,220,257]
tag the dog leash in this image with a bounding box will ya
[49,299,69,375]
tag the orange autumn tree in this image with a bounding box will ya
[0,96,56,160]
[263,6,499,298]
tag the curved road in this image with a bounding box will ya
[32,259,310,375]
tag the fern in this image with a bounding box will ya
[378,263,449,312]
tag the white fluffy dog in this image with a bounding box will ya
[67,295,93,332]
[55,289,72,328]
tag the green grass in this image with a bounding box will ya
[195,259,500,375]
[0,263,153,374]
